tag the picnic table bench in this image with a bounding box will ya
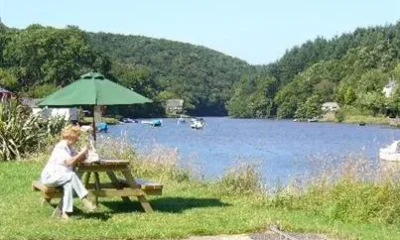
[32,159,163,215]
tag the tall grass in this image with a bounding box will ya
[96,134,191,183]
[95,133,264,194]
[269,154,400,224]
[219,162,263,195]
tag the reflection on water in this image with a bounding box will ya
[108,117,400,186]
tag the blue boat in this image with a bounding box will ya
[96,122,108,132]
[141,119,163,127]
[150,119,162,127]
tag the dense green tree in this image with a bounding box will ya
[227,73,277,118]
[295,95,322,119]
[0,68,18,91]
[356,92,386,116]
[3,25,109,91]
[344,87,357,105]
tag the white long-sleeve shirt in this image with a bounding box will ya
[41,140,77,179]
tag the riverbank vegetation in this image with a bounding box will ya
[0,98,398,239]
[2,136,400,239]
[320,107,391,125]
[1,102,400,239]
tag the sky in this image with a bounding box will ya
[1,0,400,65]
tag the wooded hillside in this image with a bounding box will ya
[0,24,252,117]
[2,22,400,119]
[228,22,400,119]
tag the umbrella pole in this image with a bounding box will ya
[92,105,96,142]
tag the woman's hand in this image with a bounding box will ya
[64,145,90,166]
[78,145,89,161]
[80,145,89,155]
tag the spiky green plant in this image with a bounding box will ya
[0,97,48,161]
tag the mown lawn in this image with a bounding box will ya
[1,161,400,240]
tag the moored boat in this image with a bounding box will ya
[122,118,138,123]
[141,119,162,127]
[177,115,186,124]
[379,141,400,161]
[190,118,205,129]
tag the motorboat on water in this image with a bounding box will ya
[177,115,186,124]
[96,122,108,133]
[190,118,204,129]
[379,141,400,161]
[141,119,162,127]
[307,118,318,122]
[122,118,138,123]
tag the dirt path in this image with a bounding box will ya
[185,231,331,240]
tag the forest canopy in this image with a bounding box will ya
[2,22,400,119]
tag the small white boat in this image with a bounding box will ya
[177,116,186,124]
[307,118,318,122]
[141,119,162,127]
[80,125,93,132]
[379,141,400,161]
[122,118,137,123]
[190,119,204,129]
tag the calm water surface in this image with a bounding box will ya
[108,118,400,185]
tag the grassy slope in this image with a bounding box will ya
[1,161,400,240]
[320,112,391,125]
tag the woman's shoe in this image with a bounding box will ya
[61,212,70,220]
[82,198,97,212]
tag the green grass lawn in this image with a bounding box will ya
[320,112,390,125]
[342,115,390,125]
[82,117,120,125]
[1,161,400,240]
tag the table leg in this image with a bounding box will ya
[52,198,63,217]
[121,170,153,213]
[94,172,101,206]
[41,197,52,206]
[106,171,131,202]
[83,172,92,188]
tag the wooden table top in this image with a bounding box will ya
[78,159,130,167]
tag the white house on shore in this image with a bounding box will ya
[21,98,78,121]
[321,102,340,112]
[383,80,397,98]
[165,99,184,115]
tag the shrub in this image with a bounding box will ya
[0,98,67,161]
[96,134,191,182]
[44,115,68,136]
[0,98,48,161]
[335,110,345,122]
[219,162,263,195]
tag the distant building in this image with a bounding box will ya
[321,102,340,112]
[21,98,41,109]
[165,99,184,115]
[21,97,78,121]
[383,80,397,98]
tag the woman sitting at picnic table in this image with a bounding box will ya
[40,125,96,219]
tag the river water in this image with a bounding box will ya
[108,117,400,185]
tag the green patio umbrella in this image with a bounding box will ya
[38,72,152,140]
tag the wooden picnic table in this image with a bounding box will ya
[32,159,163,214]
